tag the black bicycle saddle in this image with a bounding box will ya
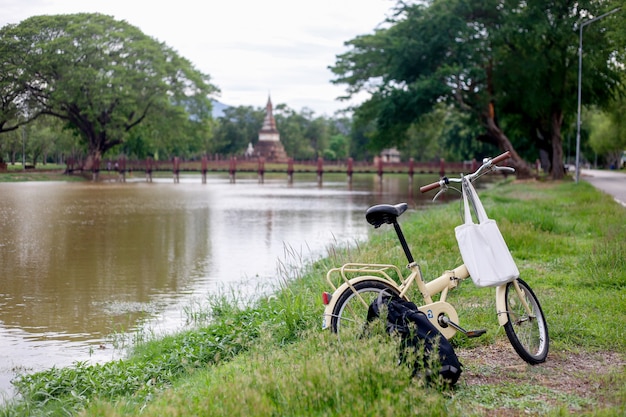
[365,203,408,228]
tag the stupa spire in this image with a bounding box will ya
[260,96,278,134]
[258,95,280,142]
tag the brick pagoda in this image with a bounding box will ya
[253,97,288,162]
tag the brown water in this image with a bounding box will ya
[0,172,443,398]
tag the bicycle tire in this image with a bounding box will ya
[330,280,402,335]
[503,278,549,364]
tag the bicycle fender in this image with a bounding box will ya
[495,283,510,326]
[322,276,403,330]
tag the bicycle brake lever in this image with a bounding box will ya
[433,186,447,201]
[494,166,515,173]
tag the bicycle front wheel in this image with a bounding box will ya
[330,280,401,335]
[503,278,549,364]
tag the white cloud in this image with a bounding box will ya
[1,0,394,115]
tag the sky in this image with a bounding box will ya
[1,0,396,116]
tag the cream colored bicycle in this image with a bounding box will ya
[321,152,549,364]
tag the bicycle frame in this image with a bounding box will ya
[322,258,530,340]
[321,260,469,338]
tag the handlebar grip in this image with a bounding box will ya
[490,150,511,165]
[420,181,441,193]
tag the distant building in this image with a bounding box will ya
[381,147,401,163]
[252,96,289,162]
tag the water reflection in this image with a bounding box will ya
[0,172,444,397]
[1,183,210,339]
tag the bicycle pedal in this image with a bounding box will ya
[439,316,487,338]
[465,329,487,338]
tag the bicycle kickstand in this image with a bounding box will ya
[439,316,487,338]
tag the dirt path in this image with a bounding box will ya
[458,341,625,415]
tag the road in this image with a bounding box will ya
[580,169,626,208]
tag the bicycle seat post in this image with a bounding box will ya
[392,220,414,264]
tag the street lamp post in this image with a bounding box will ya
[575,7,621,183]
[21,126,26,171]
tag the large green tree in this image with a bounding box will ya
[0,13,218,166]
[332,0,625,179]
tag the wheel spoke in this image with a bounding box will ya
[330,280,401,336]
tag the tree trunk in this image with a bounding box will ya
[84,150,103,172]
[549,111,565,180]
[484,112,533,179]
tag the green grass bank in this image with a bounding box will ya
[1,179,624,416]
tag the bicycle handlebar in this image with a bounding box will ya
[419,151,512,193]
[490,150,512,166]
[419,179,447,193]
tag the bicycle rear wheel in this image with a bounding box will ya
[330,280,401,336]
[503,278,549,364]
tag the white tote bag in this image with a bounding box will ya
[454,178,519,287]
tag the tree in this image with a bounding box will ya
[494,0,624,178]
[274,105,316,160]
[23,116,59,166]
[0,13,218,166]
[400,103,490,163]
[213,106,264,156]
[305,113,331,158]
[1,128,23,164]
[327,134,350,160]
[0,54,27,136]
[587,98,626,169]
[331,0,625,179]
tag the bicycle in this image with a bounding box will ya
[321,151,549,364]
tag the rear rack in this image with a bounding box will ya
[325,263,406,292]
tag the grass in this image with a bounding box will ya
[85,331,459,417]
[1,178,624,416]
[0,163,83,182]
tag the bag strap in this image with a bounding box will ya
[462,177,489,224]
[461,177,474,225]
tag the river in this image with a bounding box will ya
[0,172,442,398]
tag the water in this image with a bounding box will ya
[0,172,441,398]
